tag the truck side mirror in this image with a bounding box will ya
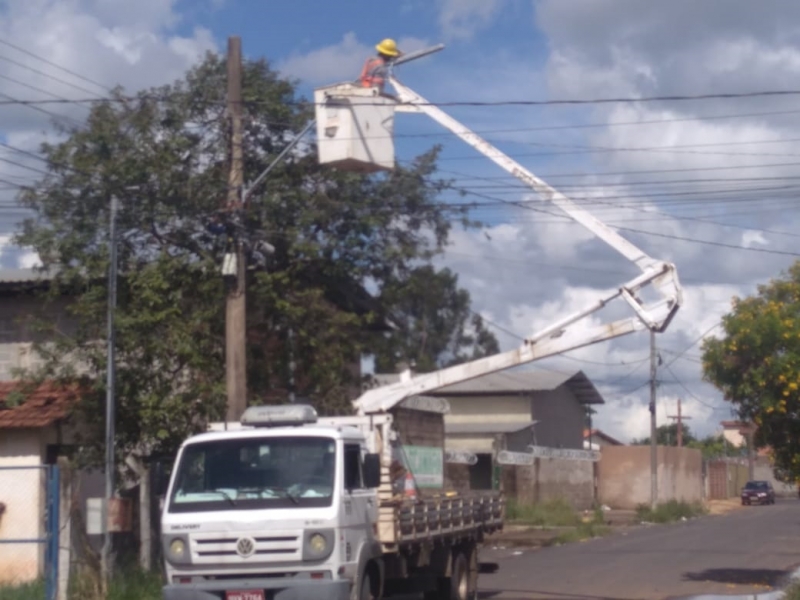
[363,454,381,489]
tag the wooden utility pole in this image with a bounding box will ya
[225,36,247,423]
[667,399,692,447]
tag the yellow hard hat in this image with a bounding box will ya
[376,38,401,57]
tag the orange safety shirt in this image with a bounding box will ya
[359,57,387,89]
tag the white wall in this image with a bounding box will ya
[0,429,45,585]
[444,396,530,424]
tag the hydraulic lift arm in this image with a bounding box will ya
[350,70,682,416]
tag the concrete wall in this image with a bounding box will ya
[530,389,585,450]
[0,296,76,380]
[753,457,796,496]
[0,429,45,585]
[707,456,797,499]
[502,458,595,510]
[598,446,703,509]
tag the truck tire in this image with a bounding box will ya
[358,571,374,600]
[424,551,471,600]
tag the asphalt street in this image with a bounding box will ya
[478,498,800,600]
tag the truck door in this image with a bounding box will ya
[341,442,377,568]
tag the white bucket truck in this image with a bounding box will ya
[161,401,503,600]
[161,42,685,600]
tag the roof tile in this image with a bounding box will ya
[0,381,79,429]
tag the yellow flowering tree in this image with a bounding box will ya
[702,262,800,480]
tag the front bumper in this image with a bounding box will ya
[741,495,769,503]
[162,578,350,600]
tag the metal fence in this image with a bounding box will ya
[0,465,60,599]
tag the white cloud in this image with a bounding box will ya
[0,0,217,138]
[742,230,768,248]
[0,0,217,234]
[278,32,429,86]
[437,0,506,40]
[17,249,42,269]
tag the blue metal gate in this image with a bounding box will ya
[0,465,60,599]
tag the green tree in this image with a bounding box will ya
[15,51,473,467]
[632,423,697,446]
[373,265,499,373]
[686,435,743,459]
[702,262,800,480]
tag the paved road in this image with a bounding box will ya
[478,498,800,600]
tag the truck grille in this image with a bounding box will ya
[189,530,302,564]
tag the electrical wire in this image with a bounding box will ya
[0,54,102,97]
[662,362,724,411]
[0,38,110,93]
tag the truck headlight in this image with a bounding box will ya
[163,534,191,565]
[170,539,186,558]
[310,534,326,553]
[303,529,334,561]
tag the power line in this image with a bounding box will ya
[0,90,82,128]
[6,87,800,109]
[615,225,800,257]
[663,363,723,411]
[0,54,101,96]
[0,38,109,93]
[0,156,51,177]
[273,89,800,108]
[0,72,91,112]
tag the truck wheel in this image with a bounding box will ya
[358,571,374,600]
[423,551,474,600]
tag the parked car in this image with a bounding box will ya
[741,480,775,505]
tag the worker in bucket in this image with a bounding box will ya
[359,38,402,93]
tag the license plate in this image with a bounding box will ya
[225,591,266,600]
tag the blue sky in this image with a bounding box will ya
[4,0,800,441]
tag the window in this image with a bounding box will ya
[169,436,336,513]
[344,443,363,490]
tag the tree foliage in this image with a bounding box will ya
[702,262,800,479]
[373,265,499,373]
[15,52,479,467]
[632,425,744,459]
[632,423,697,447]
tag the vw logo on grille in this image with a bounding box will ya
[236,537,256,558]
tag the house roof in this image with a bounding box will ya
[427,369,605,405]
[584,428,624,446]
[0,382,79,429]
[445,421,538,435]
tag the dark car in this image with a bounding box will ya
[741,480,775,505]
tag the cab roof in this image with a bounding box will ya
[183,424,365,447]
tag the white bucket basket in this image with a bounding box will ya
[314,82,396,173]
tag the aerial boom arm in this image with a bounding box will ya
[350,73,683,416]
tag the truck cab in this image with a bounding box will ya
[161,404,382,600]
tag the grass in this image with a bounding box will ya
[505,499,611,545]
[506,498,587,527]
[0,579,44,600]
[635,499,708,524]
[0,568,162,600]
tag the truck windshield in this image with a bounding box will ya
[168,436,336,513]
